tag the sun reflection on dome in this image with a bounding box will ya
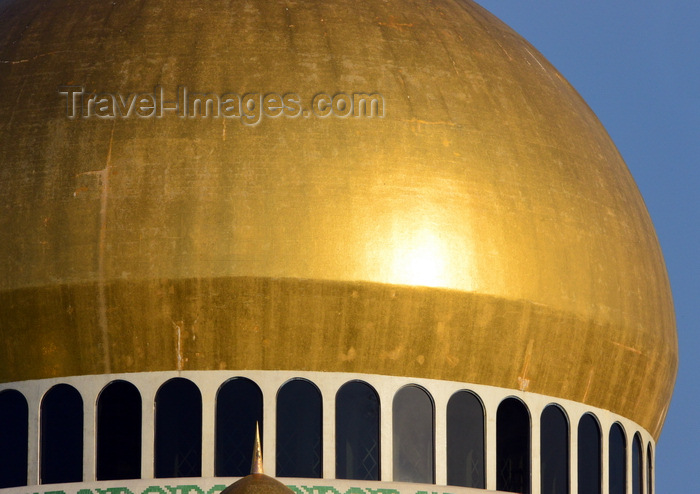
[390,227,449,288]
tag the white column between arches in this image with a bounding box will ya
[378,380,394,482]
[433,390,447,486]
[82,384,97,482]
[320,379,336,479]
[140,379,157,479]
[259,374,283,477]
[601,421,610,494]
[570,412,580,494]
[198,377,217,478]
[26,387,40,486]
[484,396,498,491]
[531,404,541,494]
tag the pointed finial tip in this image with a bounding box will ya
[251,421,264,475]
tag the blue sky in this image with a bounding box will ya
[474,2,700,492]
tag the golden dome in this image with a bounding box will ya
[0,0,677,437]
[221,424,289,494]
[221,473,292,494]
[222,474,292,494]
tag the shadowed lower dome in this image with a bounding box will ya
[0,0,676,437]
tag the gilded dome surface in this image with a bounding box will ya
[0,0,677,437]
[221,474,292,494]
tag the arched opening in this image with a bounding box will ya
[336,380,380,480]
[496,397,530,494]
[40,384,83,484]
[0,390,28,487]
[276,379,322,478]
[540,404,569,494]
[577,413,601,494]
[393,385,434,483]
[215,377,263,476]
[96,380,142,480]
[154,378,202,478]
[446,390,484,488]
[632,433,643,494]
[609,423,626,494]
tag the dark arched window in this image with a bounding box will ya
[40,384,83,484]
[276,379,322,478]
[216,377,263,476]
[0,390,28,487]
[646,443,653,494]
[155,378,202,478]
[577,413,601,494]
[609,423,626,494]
[496,397,530,494]
[96,380,142,480]
[336,381,380,480]
[632,433,642,494]
[393,385,434,483]
[541,404,569,494]
[447,390,484,488]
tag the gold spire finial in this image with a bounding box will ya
[251,422,263,475]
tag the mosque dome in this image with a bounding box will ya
[222,474,292,494]
[0,0,677,438]
[220,427,292,494]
